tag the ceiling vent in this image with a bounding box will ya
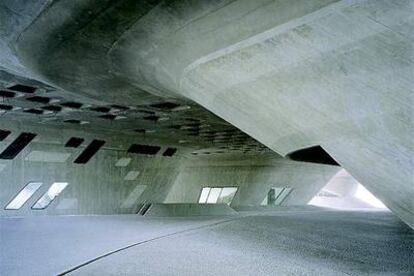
[0,104,13,111]
[99,114,117,120]
[42,105,62,112]
[65,137,84,148]
[74,139,105,164]
[7,84,36,94]
[128,144,161,155]
[64,119,89,125]
[150,102,180,110]
[61,102,83,109]
[0,90,16,98]
[0,129,11,141]
[23,108,43,114]
[163,148,177,157]
[26,96,50,104]
[90,106,111,113]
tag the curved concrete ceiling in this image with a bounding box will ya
[0,0,413,227]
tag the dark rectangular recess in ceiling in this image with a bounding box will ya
[137,110,155,115]
[185,118,199,122]
[26,96,50,104]
[150,102,180,110]
[0,90,15,98]
[23,108,43,114]
[74,139,105,164]
[0,104,13,111]
[61,102,83,109]
[0,132,36,159]
[99,114,116,120]
[90,106,111,113]
[65,137,84,148]
[64,119,82,124]
[111,104,129,110]
[163,148,177,157]
[128,144,161,155]
[143,115,159,122]
[42,105,62,112]
[0,129,11,141]
[7,84,36,94]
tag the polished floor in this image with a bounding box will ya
[1,207,413,275]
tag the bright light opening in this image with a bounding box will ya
[308,169,388,210]
[198,187,238,205]
[32,182,68,209]
[5,182,42,210]
[354,184,387,209]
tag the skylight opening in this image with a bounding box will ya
[65,137,84,148]
[7,84,36,94]
[32,182,68,209]
[5,182,42,210]
[128,144,161,155]
[0,129,11,141]
[0,90,16,98]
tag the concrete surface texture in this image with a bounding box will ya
[0,2,413,274]
[143,203,238,217]
[0,0,411,228]
[0,121,340,216]
[1,208,413,275]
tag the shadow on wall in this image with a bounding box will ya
[308,169,389,210]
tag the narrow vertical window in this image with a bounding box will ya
[198,187,211,203]
[32,182,68,209]
[5,182,42,210]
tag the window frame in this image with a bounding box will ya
[4,181,43,210]
[31,182,69,210]
[198,186,239,205]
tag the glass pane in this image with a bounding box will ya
[199,187,211,203]
[32,182,68,209]
[217,187,238,205]
[274,187,292,205]
[5,182,42,210]
[267,187,284,205]
[207,188,221,203]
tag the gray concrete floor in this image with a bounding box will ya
[1,207,413,275]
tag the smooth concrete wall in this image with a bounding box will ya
[108,0,413,228]
[0,122,338,216]
[165,154,339,207]
[5,0,412,227]
[0,121,184,216]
